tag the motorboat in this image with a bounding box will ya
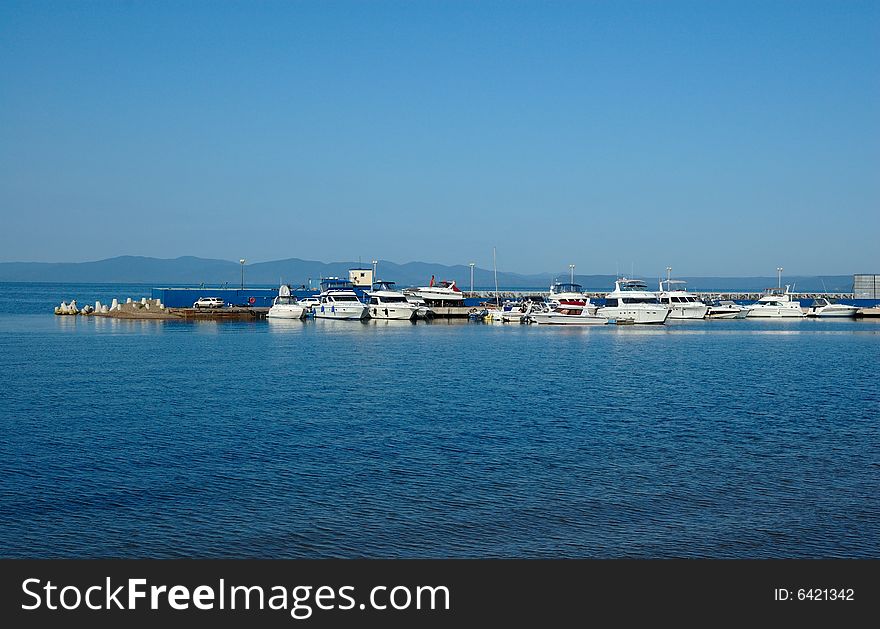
[314,278,369,320]
[805,298,857,318]
[485,308,506,324]
[548,282,589,307]
[529,303,607,325]
[657,279,709,319]
[366,281,420,320]
[468,307,490,321]
[744,286,805,318]
[706,300,749,319]
[267,284,306,319]
[596,278,669,324]
[298,296,321,313]
[407,277,464,307]
[500,296,549,323]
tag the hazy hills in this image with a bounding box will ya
[0,256,855,292]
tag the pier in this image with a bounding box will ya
[462,291,855,301]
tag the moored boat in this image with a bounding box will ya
[657,279,709,319]
[548,282,589,307]
[705,300,749,319]
[366,281,420,320]
[406,276,464,307]
[597,279,669,324]
[314,278,369,320]
[805,298,858,318]
[267,284,306,319]
[529,303,607,325]
[744,286,805,318]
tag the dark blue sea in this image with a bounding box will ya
[1,283,878,558]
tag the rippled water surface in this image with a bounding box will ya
[1,284,878,557]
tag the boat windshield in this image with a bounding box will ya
[622,297,660,304]
[330,294,360,302]
[380,296,408,303]
[620,281,648,291]
[321,277,355,290]
[552,283,583,293]
[660,280,688,291]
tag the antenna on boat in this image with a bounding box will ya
[493,247,500,307]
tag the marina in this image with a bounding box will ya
[51,269,880,323]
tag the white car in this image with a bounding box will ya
[193,297,225,309]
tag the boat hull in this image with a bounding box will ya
[368,305,418,320]
[267,305,306,319]
[314,304,369,320]
[667,304,709,319]
[806,307,858,318]
[596,306,669,324]
[706,309,747,319]
[745,307,805,318]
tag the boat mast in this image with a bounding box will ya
[493,247,499,307]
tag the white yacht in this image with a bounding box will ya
[597,278,669,324]
[706,300,749,319]
[366,281,420,320]
[529,303,606,325]
[745,286,805,318]
[408,277,464,307]
[299,296,320,312]
[805,298,857,318]
[657,279,709,319]
[548,282,590,307]
[267,284,306,319]
[314,278,369,320]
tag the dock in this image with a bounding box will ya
[462,291,856,301]
[169,307,269,320]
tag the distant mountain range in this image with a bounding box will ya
[0,256,856,292]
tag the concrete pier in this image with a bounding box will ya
[462,291,855,301]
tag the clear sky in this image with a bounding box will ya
[1,0,878,276]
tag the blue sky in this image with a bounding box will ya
[1,1,878,276]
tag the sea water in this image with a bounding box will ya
[0,283,878,557]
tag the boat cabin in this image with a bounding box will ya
[320,277,355,291]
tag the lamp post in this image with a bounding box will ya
[776,267,783,289]
[666,266,672,284]
[569,264,575,284]
[469,262,475,293]
[240,259,246,290]
[371,259,378,283]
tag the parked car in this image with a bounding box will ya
[193,297,225,309]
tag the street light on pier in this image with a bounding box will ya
[239,259,246,290]
[666,266,672,283]
[569,264,575,284]
[372,260,378,282]
[776,267,783,289]
[469,262,475,293]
